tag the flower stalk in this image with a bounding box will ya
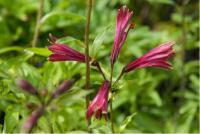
[18,75,80,133]
[31,0,44,47]
[109,65,115,133]
[91,60,106,80]
[84,0,93,126]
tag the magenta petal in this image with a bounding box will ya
[110,6,134,66]
[95,109,102,119]
[49,53,85,62]
[48,34,87,63]
[86,81,110,120]
[124,41,175,72]
[86,105,94,120]
[48,44,71,54]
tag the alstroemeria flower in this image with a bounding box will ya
[87,81,110,120]
[48,34,86,62]
[124,41,175,73]
[110,6,134,67]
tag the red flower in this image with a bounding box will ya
[124,41,175,73]
[87,81,110,120]
[48,34,86,62]
[110,6,134,67]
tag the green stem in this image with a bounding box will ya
[109,65,115,133]
[109,98,114,133]
[180,0,189,90]
[94,61,107,80]
[31,0,44,47]
[112,69,125,87]
[44,111,54,133]
[85,0,92,129]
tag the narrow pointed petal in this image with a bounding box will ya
[48,54,85,62]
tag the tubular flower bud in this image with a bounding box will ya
[21,107,44,133]
[110,6,134,67]
[51,74,81,99]
[48,34,87,62]
[87,81,110,120]
[15,79,38,95]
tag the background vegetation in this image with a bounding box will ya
[0,0,199,133]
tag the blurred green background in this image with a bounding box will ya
[0,0,199,133]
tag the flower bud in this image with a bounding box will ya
[21,107,44,133]
[51,74,81,99]
[15,79,38,95]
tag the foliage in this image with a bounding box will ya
[0,0,199,133]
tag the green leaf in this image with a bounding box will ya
[189,75,199,92]
[175,103,197,133]
[26,47,51,57]
[57,36,84,48]
[120,113,136,132]
[0,46,23,55]
[40,11,86,32]
[184,60,199,75]
[147,0,175,5]
[90,26,111,59]
[3,109,19,133]
[55,88,92,106]
[37,116,50,133]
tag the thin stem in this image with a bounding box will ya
[84,0,92,128]
[93,62,106,80]
[109,65,115,133]
[180,0,189,90]
[109,98,114,133]
[44,111,54,133]
[110,65,113,84]
[112,69,125,87]
[31,0,44,47]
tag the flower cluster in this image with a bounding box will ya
[47,5,174,121]
[16,75,80,133]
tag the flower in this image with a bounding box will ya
[15,79,38,95]
[87,81,110,120]
[124,41,175,73]
[110,6,134,67]
[48,34,86,62]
